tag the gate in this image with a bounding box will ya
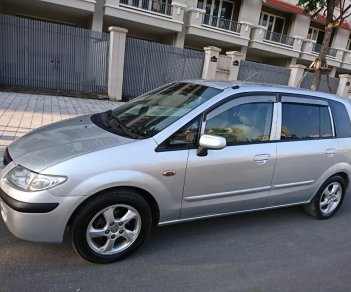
[0,14,109,94]
[123,37,205,99]
[238,60,290,86]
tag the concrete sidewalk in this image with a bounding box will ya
[0,92,121,165]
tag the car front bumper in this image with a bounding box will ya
[0,163,85,243]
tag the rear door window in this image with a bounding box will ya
[281,103,333,140]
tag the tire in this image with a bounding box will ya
[303,175,346,220]
[71,189,152,264]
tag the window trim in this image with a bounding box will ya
[279,93,336,139]
[281,95,329,106]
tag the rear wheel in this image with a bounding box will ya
[304,176,346,219]
[71,189,152,264]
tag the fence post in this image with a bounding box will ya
[202,46,221,80]
[288,64,306,88]
[337,74,351,97]
[108,26,128,101]
[226,51,244,81]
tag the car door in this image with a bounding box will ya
[269,95,338,206]
[180,94,278,219]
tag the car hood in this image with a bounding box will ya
[8,115,134,172]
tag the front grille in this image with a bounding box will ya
[3,148,12,166]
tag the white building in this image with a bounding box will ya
[2,0,351,77]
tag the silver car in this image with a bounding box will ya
[1,81,351,263]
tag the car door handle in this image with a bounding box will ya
[325,148,336,158]
[254,154,271,165]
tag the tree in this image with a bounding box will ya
[297,0,351,91]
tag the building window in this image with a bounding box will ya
[197,0,235,22]
[259,12,285,35]
[307,27,325,44]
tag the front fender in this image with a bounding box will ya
[49,170,183,222]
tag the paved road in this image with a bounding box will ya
[1,92,351,291]
[1,197,351,292]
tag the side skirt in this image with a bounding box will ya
[158,200,311,226]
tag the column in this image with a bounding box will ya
[108,26,128,101]
[329,67,337,77]
[337,74,351,97]
[288,64,306,88]
[289,14,310,39]
[293,37,304,52]
[91,0,106,32]
[226,51,245,81]
[202,46,221,80]
[171,2,187,48]
[331,27,350,50]
[238,0,262,26]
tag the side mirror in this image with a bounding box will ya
[197,134,226,156]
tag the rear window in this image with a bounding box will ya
[281,103,333,140]
[329,100,351,138]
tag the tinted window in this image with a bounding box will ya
[160,118,200,150]
[205,102,273,144]
[281,103,333,140]
[329,100,351,138]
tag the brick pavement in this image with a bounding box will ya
[0,92,121,167]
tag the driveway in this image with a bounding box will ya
[1,92,351,291]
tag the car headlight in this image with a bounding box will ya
[5,166,67,191]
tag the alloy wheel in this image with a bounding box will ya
[86,204,141,255]
[319,182,342,215]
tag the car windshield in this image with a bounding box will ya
[91,82,222,139]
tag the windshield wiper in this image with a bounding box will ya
[102,110,144,139]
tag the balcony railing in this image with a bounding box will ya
[312,43,337,58]
[120,0,172,16]
[202,14,241,33]
[264,31,294,47]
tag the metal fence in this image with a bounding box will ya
[202,14,241,33]
[300,72,339,94]
[0,14,109,93]
[264,31,294,47]
[312,43,337,58]
[237,60,290,86]
[122,37,205,99]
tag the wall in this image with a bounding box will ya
[332,28,350,49]
[2,2,92,28]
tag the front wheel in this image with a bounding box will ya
[303,176,346,220]
[71,189,152,264]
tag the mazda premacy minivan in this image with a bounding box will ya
[1,81,351,263]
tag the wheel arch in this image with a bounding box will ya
[333,172,349,189]
[66,186,160,229]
